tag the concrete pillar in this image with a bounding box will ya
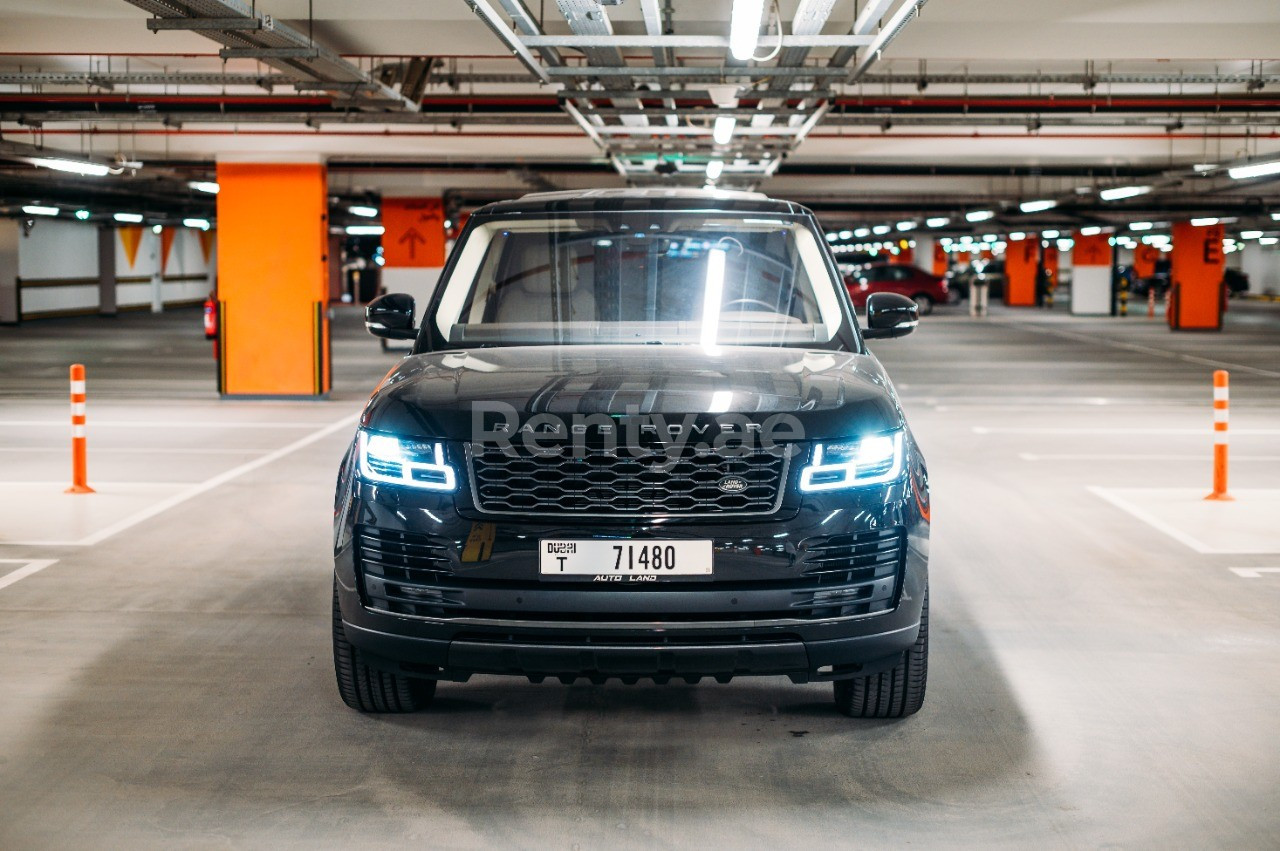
[1168,221,1224,330]
[1071,232,1113,315]
[216,156,331,397]
[97,225,117,317]
[1005,236,1039,306]
[1240,242,1280,296]
[0,218,19,325]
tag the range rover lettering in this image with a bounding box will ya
[332,188,930,718]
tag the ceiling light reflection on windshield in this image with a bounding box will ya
[700,246,727,349]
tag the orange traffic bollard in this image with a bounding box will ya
[66,363,94,494]
[1204,370,1232,501]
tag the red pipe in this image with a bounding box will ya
[0,93,332,106]
[4,128,1275,140]
[831,95,1280,109]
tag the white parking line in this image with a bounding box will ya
[994,320,1280,379]
[0,415,356,548]
[1086,486,1214,553]
[1229,568,1280,579]
[976,427,1280,435]
[74,414,357,547]
[1021,453,1280,462]
[0,420,340,429]
[0,559,59,592]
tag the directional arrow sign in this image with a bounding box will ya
[383,198,445,267]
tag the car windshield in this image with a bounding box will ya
[431,212,845,347]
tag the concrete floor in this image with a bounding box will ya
[1,302,1278,848]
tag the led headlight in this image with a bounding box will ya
[357,429,457,491]
[799,431,904,492]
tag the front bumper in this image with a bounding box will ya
[333,451,929,684]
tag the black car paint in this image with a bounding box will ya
[335,194,930,685]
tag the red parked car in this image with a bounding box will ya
[846,263,949,315]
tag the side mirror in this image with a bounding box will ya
[365,293,417,340]
[862,292,919,339]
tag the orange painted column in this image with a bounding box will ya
[1133,243,1159,280]
[931,241,947,277]
[216,161,331,397]
[1004,236,1039,306]
[1168,221,1225,331]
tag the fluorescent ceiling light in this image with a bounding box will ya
[728,0,766,61]
[74,209,90,220]
[1079,226,1102,236]
[825,232,837,242]
[1190,217,1219,227]
[853,227,870,238]
[896,220,916,231]
[1272,213,1280,221]
[838,229,853,240]
[1228,160,1280,180]
[346,225,385,236]
[30,156,112,177]
[1042,229,1060,239]
[1057,239,1074,251]
[1019,199,1057,213]
[1009,232,1026,241]
[183,218,211,230]
[982,233,997,242]
[113,212,143,223]
[872,224,891,235]
[348,205,378,218]
[1192,163,1217,173]
[21,204,58,216]
[151,224,163,234]
[705,160,724,180]
[1129,221,1153,230]
[925,217,949,228]
[189,181,220,194]
[712,115,737,145]
[1259,237,1279,245]
[1099,185,1152,201]
[1241,230,1263,239]
[966,210,994,222]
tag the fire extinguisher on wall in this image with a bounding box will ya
[203,292,218,340]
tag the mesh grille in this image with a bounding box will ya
[467,442,789,517]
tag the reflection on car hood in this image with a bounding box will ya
[360,345,903,441]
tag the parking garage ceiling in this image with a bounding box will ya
[0,0,1279,227]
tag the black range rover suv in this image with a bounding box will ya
[333,188,930,718]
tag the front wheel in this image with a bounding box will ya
[833,587,928,718]
[912,294,935,316]
[332,580,436,712]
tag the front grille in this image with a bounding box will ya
[467,442,789,517]
[792,526,904,618]
[356,526,462,617]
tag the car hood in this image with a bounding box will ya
[360,345,903,442]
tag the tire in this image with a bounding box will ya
[833,587,928,718]
[911,294,935,316]
[332,580,436,712]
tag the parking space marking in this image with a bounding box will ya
[1021,453,1280,462]
[0,559,59,592]
[1087,486,1214,553]
[0,420,340,429]
[0,447,275,455]
[0,415,356,548]
[72,414,357,547]
[975,427,1280,435]
[1229,568,1280,579]
[993,320,1280,379]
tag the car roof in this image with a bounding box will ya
[473,186,811,217]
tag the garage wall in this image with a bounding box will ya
[17,219,213,318]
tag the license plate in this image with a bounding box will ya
[539,539,713,581]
